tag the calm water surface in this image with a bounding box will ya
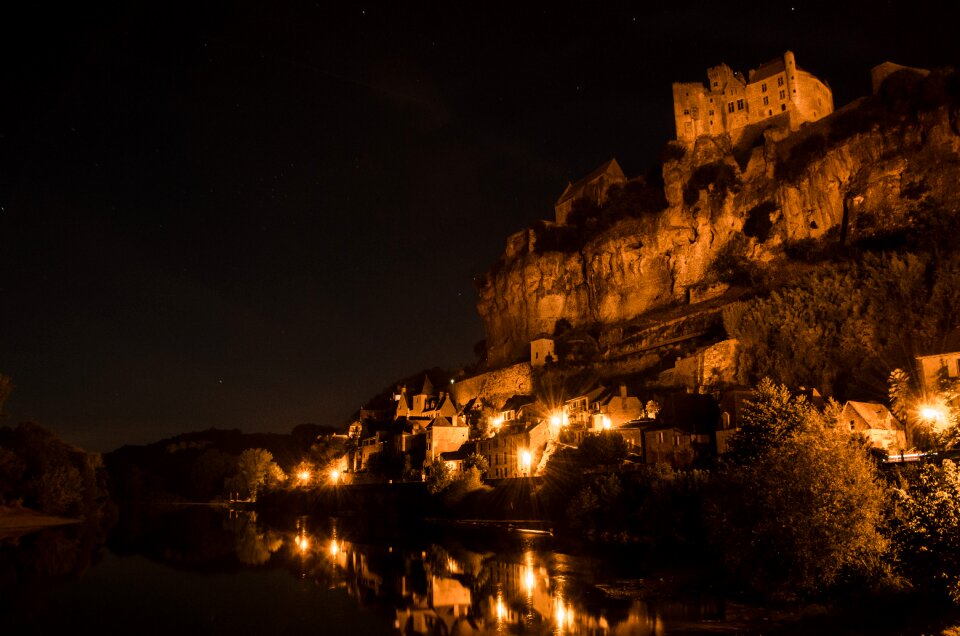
[0,507,727,635]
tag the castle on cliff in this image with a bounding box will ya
[672,50,834,145]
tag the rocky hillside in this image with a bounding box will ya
[477,68,960,367]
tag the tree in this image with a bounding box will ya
[710,423,887,600]
[710,407,887,601]
[232,448,285,501]
[890,460,960,603]
[426,459,452,494]
[462,452,489,476]
[726,378,813,465]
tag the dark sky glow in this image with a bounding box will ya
[0,1,954,451]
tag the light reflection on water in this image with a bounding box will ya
[0,508,724,634]
[259,513,721,635]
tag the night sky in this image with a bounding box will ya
[0,2,955,451]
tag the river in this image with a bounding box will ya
[0,505,953,635]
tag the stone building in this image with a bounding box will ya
[553,158,626,225]
[672,51,833,146]
[475,421,550,479]
[837,401,905,452]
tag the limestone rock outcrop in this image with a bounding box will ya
[477,93,960,367]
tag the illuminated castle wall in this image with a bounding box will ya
[672,50,833,145]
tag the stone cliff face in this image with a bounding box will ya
[478,95,960,367]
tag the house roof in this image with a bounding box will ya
[427,415,458,428]
[844,401,900,431]
[440,441,476,462]
[500,394,535,413]
[555,158,625,206]
[418,374,435,397]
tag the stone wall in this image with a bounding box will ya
[451,362,535,409]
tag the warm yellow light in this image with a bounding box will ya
[329,539,339,557]
[297,469,311,482]
[550,414,561,427]
[519,449,532,472]
[496,594,505,621]
[489,416,503,428]
[920,406,944,422]
[296,535,310,553]
[329,469,340,484]
[602,416,611,430]
[524,566,535,595]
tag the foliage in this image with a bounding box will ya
[890,460,960,603]
[709,235,755,286]
[724,250,960,401]
[710,408,888,601]
[462,452,489,476]
[578,431,629,467]
[441,466,488,505]
[0,422,110,518]
[426,458,452,494]
[725,379,814,466]
[229,448,285,501]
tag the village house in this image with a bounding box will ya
[553,158,626,225]
[643,393,720,467]
[589,384,645,430]
[439,441,477,474]
[672,50,833,146]
[475,420,550,479]
[424,416,470,470]
[916,349,960,397]
[529,336,555,368]
[837,401,906,452]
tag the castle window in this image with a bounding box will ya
[736,99,744,110]
[768,110,773,116]
[779,89,785,99]
[713,81,718,87]
[781,104,786,111]
[762,95,769,106]
[778,77,784,87]
[761,83,767,92]
[727,102,734,113]
[708,110,714,116]
[683,109,689,115]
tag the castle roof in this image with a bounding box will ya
[555,158,624,206]
[749,57,787,83]
[418,374,435,397]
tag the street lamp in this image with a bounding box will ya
[519,449,532,476]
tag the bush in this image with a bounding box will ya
[683,161,741,206]
[710,391,887,601]
[890,460,960,603]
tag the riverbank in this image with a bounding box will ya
[0,505,80,539]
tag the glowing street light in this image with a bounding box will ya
[329,469,341,484]
[519,449,532,475]
[297,469,312,483]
